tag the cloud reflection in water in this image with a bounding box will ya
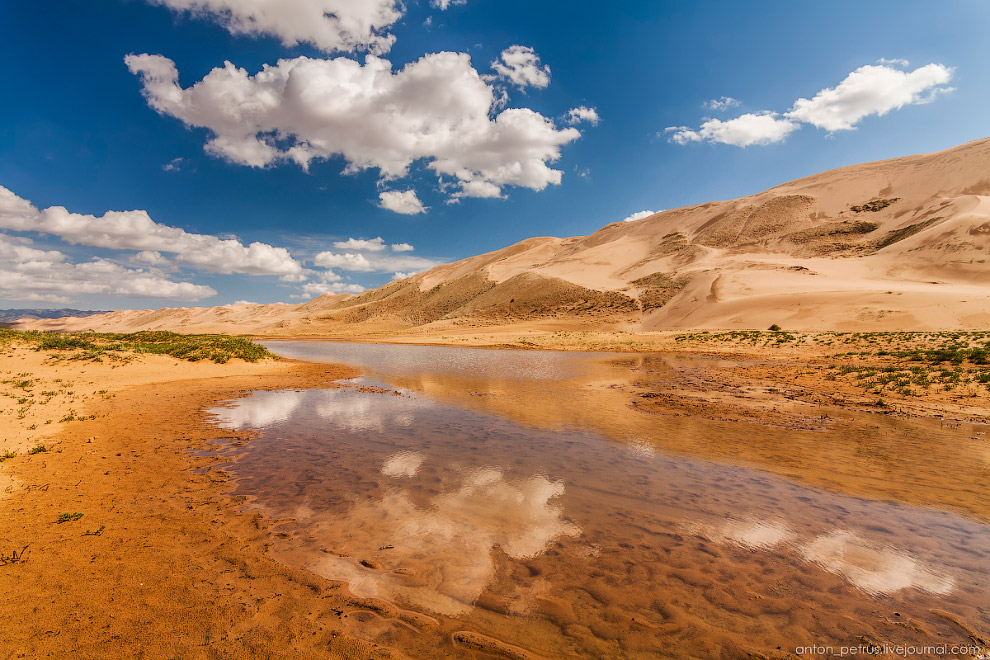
[310,461,580,616]
[693,518,955,596]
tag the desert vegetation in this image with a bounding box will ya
[850,197,900,213]
[0,329,275,364]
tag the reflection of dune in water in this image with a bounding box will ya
[307,464,580,616]
[800,531,955,596]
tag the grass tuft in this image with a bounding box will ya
[56,512,84,524]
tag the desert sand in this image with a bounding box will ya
[0,346,415,659]
[21,137,990,337]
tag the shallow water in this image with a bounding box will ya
[203,342,990,659]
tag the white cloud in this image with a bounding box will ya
[621,210,655,223]
[0,185,305,279]
[491,45,551,89]
[132,250,172,267]
[786,63,954,132]
[704,96,740,112]
[392,271,415,280]
[390,242,414,252]
[566,106,599,125]
[126,52,581,200]
[430,0,465,9]
[292,268,366,298]
[313,250,438,274]
[148,0,403,54]
[877,58,909,68]
[162,157,185,172]
[666,112,799,147]
[296,279,365,298]
[378,190,426,215]
[333,236,386,251]
[312,251,372,270]
[668,62,953,148]
[0,234,216,303]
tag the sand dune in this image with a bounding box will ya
[24,137,990,334]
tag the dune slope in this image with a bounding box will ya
[24,138,990,334]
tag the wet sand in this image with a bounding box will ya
[0,353,399,659]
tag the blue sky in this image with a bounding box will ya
[1,0,988,309]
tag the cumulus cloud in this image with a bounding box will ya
[296,278,365,298]
[566,106,599,125]
[430,0,465,8]
[390,242,414,252]
[132,250,172,267]
[162,157,185,172]
[293,268,367,298]
[621,210,655,223]
[785,63,954,132]
[392,271,415,280]
[491,45,551,89]
[667,63,953,147]
[312,251,372,271]
[0,185,305,279]
[148,0,403,54]
[333,236,386,251]
[313,250,438,274]
[378,189,426,215]
[666,112,799,147]
[877,57,909,67]
[126,52,580,200]
[704,96,740,111]
[0,234,216,303]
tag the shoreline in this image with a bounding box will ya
[0,352,399,659]
[254,330,990,426]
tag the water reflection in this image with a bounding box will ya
[210,389,307,428]
[265,341,596,380]
[310,462,580,616]
[212,381,430,432]
[204,351,990,659]
[690,519,955,595]
[800,531,955,596]
[381,450,425,477]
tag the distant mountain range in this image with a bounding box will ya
[18,137,990,334]
[0,309,112,324]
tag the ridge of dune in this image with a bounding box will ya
[21,138,990,335]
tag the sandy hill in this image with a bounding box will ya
[23,138,990,335]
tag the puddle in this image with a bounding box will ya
[202,344,990,659]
